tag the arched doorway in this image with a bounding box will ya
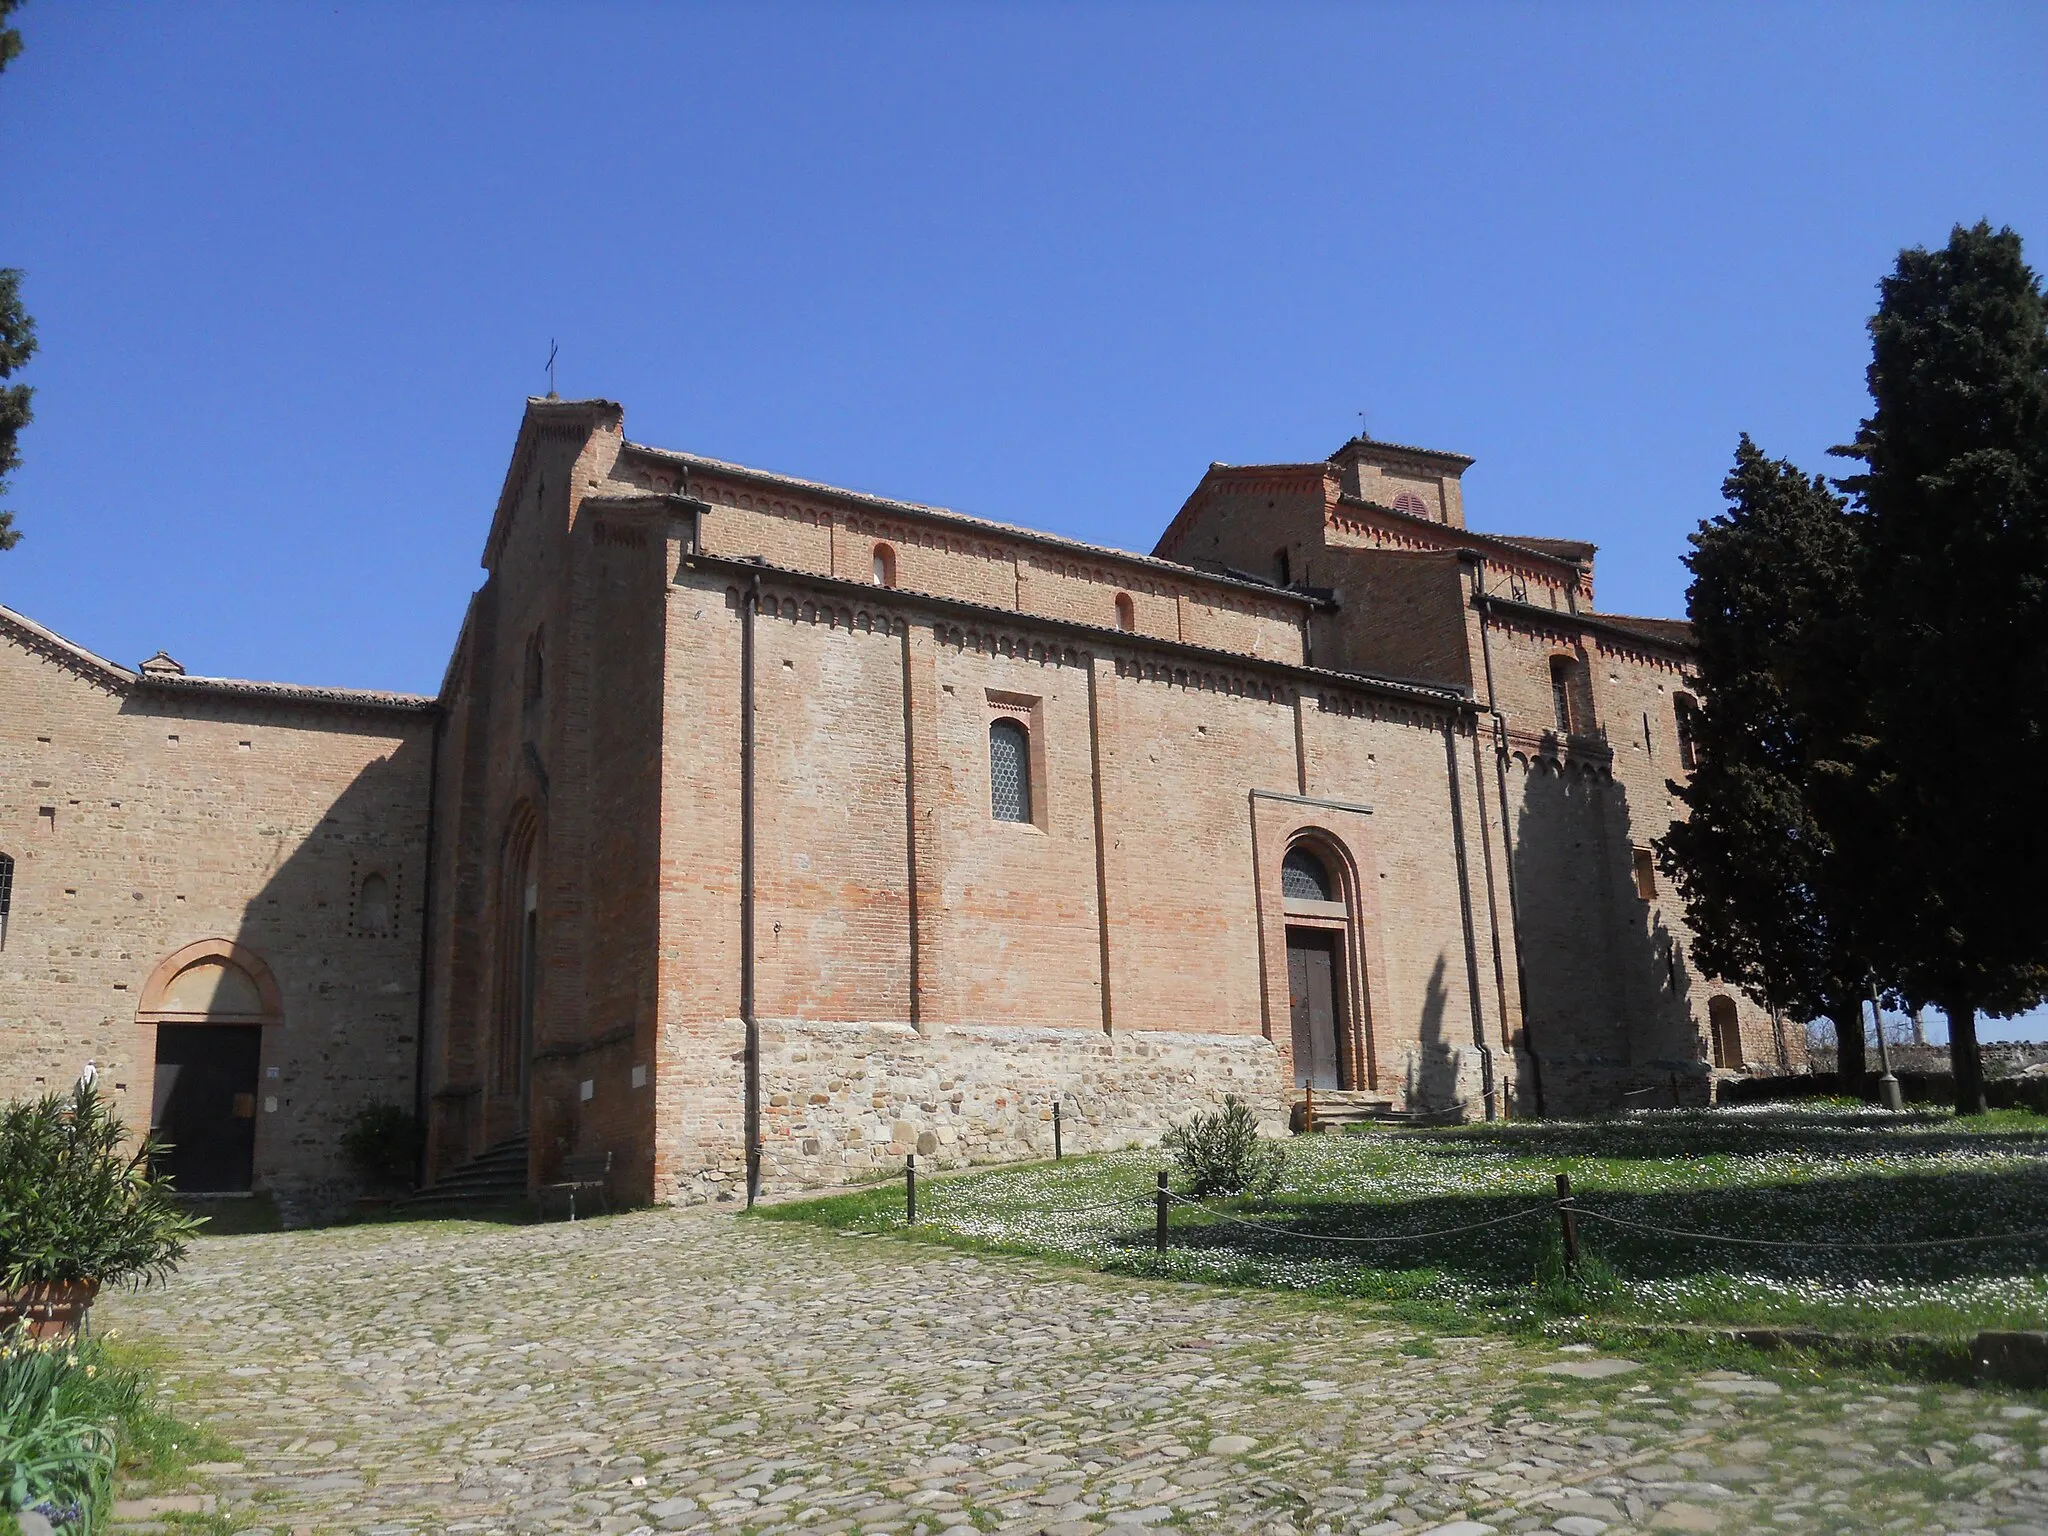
[1708,995,1743,1070]
[1281,842,1351,1091]
[139,940,282,1193]
[495,807,543,1125]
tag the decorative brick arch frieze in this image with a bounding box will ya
[1112,655,1291,702]
[747,586,914,640]
[934,623,1084,669]
[137,938,284,1026]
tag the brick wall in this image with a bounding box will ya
[0,616,434,1222]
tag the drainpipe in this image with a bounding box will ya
[411,704,443,1189]
[741,569,762,1207]
[1444,718,1497,1120]
[1472,579,1546,1116]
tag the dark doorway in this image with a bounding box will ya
[151,1025,261,1193]
[1286,928,1346,1090]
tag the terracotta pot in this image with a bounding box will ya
[0,1279,101,1341]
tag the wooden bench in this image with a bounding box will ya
[539,1150,612,1221]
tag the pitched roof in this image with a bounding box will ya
[626,441,1322,608]
[0,605,437,714]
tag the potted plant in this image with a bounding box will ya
[342,1103,424,1210]
[0,1083,197,1338]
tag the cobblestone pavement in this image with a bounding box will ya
[98,1208,2048,1536]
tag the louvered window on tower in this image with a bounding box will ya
[1281,847,1333,902]
[0,851,12,949]
[989,719,1031,823]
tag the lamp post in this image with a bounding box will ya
[1870,989,1905,1113]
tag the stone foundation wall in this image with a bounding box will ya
[1528,1051,1715,1116]
[732,1021,1289,1198]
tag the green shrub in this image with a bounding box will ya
[341,1104,424,1193]
[0,1085,197,1291]
[1162,1095,1285,1199]
[0,1328,120,1530]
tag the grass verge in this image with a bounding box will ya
[2,1326,234,1533]
[754,1105,2048,1349]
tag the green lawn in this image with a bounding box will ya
[755,1104,2048,1343]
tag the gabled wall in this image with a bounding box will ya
[0,618,434,1222]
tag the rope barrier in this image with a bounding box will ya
[1163,1189,1554,1244]
[1569,1206,2048,1252]
[902,1174,2048,1255]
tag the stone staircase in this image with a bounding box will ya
[393,1133,530,1216]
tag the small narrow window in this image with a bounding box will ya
[523,628,546,717]
[1632,848,1657,901]
[358,871,392,937]
[872,543,897,588]
[1274,548,1291,586]
[1114,593,1135,632]
[1549,656,1578,734]
[0,852,13,949]
[989,719,1031,823]
[1674,693,1701,771]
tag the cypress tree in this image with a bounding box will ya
[1835,222,2048,1114]
[1659,437,1877,1085]
[0,2,30,552]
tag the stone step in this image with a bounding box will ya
[392,1135,530,1213]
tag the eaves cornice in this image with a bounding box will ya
[626,442,1320,611]
[680,551,1473,714]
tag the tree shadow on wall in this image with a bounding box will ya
[1404,955,1463,1110]
[1507,744,1702,1107]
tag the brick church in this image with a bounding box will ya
[0,397,1800,1217]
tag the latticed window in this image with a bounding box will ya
[989,719,1031,823]
[1281,847,1333,902]
[0,851,12,948]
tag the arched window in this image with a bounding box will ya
[872,543,897,588]
[1674,693,1701,772]
[1114,592,1135,632]
[1281,846,1334,902]
[989,719,1031,823]
[1550,655,1580,734]
[358,871,392,937]
[1393,491,1431,520]
[1709,995,1743,1070]
[0,851,13,949]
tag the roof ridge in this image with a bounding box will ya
[625,442,1320,608]
[0,604,437,712]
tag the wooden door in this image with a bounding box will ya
[1286,929,1345,1090]
[151,1024,261,1192]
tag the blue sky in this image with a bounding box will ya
[6,4,2046,1036]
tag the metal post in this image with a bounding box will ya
[1305,1082,1315,1135]
[1054,1100,1063,1161]
[1555,1172,1579,1277]
[1871,991,1904,1113]
[905,1153,916,1225]
[1155,1171,1169,1253]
